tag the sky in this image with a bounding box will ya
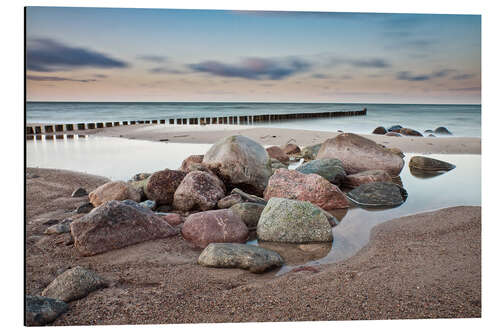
[26,7,481,103]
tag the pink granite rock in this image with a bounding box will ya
[316,133,404,176]
[263,169,350,210]
[70,200,178,256]
[181,209,248,248]
[173,171,226,211]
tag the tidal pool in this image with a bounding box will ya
[27,136,480,274]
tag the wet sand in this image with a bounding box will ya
[92,125,481,154]
[25,168,481,325]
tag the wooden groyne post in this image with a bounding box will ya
[26,108,366,139]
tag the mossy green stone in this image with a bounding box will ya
[257,197,333,243]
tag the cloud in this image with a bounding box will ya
[27,75,97,83]
[137,55,168,63]
[27,38,128,72]
[396,69,454,81]
[149,67,184,74]
[452,74,475,80]
[329,57,391,68]
[189,57,311,80]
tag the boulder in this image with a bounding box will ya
[231,188,268,205]
[344,170,392,188]
[424,129,434,133]
[181,209,248,248]
[346,182,408,207]
[70,200,179,256]
[217,193,244,209]
[144,169,187,205]
[434,126,453,135]
[266,146,289,164]
[295,158,346,185]
[400,128,423,136]
[41,266,107,302]
[301,143,322,160]
[409,156,456,172]
[257,197,333,243]
[283,143,301,155]
[372,126,387,135]
[173,171,225,211]
[388,125,403,132]
[230,202,265,230]
[89,181,141,207]
[180,154,204,172]
[428,134,436,137]
[316,133,404,176]
[264,169,349,210]
[71,187,87,197]
[156,212,184,226]
[198,243,284,273]
[385,132,402,137]
[202,135,272,195]
[25,295,68,326]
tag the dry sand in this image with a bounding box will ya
[25,167,481,325]
[91,124,481,154]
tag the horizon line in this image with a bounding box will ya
[26,100,482,106]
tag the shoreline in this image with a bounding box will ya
[25,167,481,324]
[90,125,482,154]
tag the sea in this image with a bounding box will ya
[26,102,481,137]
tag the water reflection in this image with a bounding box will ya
[27,136,211,180]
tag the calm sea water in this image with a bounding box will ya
[26,102,481,137]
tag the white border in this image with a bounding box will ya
[2,0,499,332]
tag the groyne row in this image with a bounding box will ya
[26,108,367,139]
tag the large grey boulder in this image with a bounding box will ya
[198,243,284,273]
[257,197,333,243]
[41,266,107,302]
[202,135,272,196]
[25,295,68,326]
[70,200,179,256]
[295,158,346,185]
[316,133,404,176]
[346,182,408,207]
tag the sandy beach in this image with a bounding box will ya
[87,124,482,154]
[25,164,481,325]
